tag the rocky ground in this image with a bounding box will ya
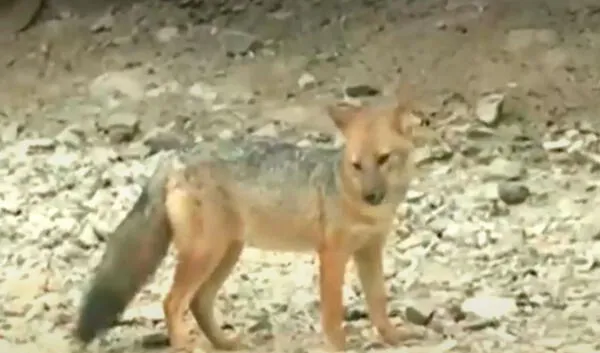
[2,0,600,352]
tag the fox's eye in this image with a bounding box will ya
[377,153,390,165]
[352,161,362,170]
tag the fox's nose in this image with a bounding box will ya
[363,191,385,205]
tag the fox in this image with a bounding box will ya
[74,94,422,352]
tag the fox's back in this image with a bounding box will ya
[180,137,340,198]
[172,138,342,250]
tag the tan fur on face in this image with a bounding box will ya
[328,101,416,205]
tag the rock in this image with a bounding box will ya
[252,123,278,138]
[0,195,22,215]
[297,72,317,90]
[143,128,186,152]
[219,129,234,140]
[405,301,436,326]
[55,125,85,147]
[155,26,179,43]
[90,13,114,33]
[505,28,560,52]
[77,224,100,248]
[345,84,380,98]
[188,82,218,102]
[146,81,181,97]
[497,182,530,205]
[21,138,56,153]
[486,158,525,181]
[461,295,517,320]
[296,139,312,148]
[543,138,571,151]
[219,29,263,56]
[89,71,145,100]
[406,190,426,202]
[98,112,140,143]
[475,93,504,125]
[121,302,164,322]
[1,121,23,142]
[412,146,453,166]
[121,142,152,159]
[579,213,600,241]
[141,333,170,348]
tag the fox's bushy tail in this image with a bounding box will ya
[74,165,173,344]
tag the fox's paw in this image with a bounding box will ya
[379,325,423,346]
[323,327,346,352]
[212,331,245,351]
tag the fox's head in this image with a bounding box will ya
[328,97,418,206]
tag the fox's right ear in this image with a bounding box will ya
[327,102,361,133]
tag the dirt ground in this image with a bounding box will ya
[2,0,600,352]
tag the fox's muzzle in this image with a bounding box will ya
[360,167,386,206]
[362,189,385,205]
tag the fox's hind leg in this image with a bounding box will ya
[163,180,231,351]
[190,240,244,350]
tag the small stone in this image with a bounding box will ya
[579,213,600,241]
[188,82,218,102]
[143,128,185,152]
[89,71,145,100]
[543,138,571,151]
[155,26,179,43]
[122,302,164,322]
[252,123,278,138]
[505,28,559,52]
[405,190,426,202]
[77,224,100,248]
[486,158,525,181]
[99,112,140,143]
[1,121,23,142]
[412,146,453,166]
[405,301,436,326]
[497,182,530,205]
[461,295,517,320]
[475,93,504,125]
[345,84,380,98]
[219,29,263,55]
[56,125,85,147]
[219,129,234,140]
[297,72,317,90]
[121,142,152,159]
[90,13,114,33]
[141,333,170,348]
[22,138,56,153]
[0,196,22,214]
[146,81,181,97]
[296,139,312,148]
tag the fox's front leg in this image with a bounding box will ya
[318,247,349,351]
[353,236,419,346]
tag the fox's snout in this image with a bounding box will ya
[362,189,385,205]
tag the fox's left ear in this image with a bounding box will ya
[327,102,362,133]
[391,103,421,137]
[390,83,421,136]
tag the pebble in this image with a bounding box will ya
[155,26,179,43]
[497,182,530,205]
[486,158,525,181]
[297,72,317,90]
[475,93,504,125]
[461,295,518,320]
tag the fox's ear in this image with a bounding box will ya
[390,83,420,136]
[391,103,421,136]
[327,102,361,133]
